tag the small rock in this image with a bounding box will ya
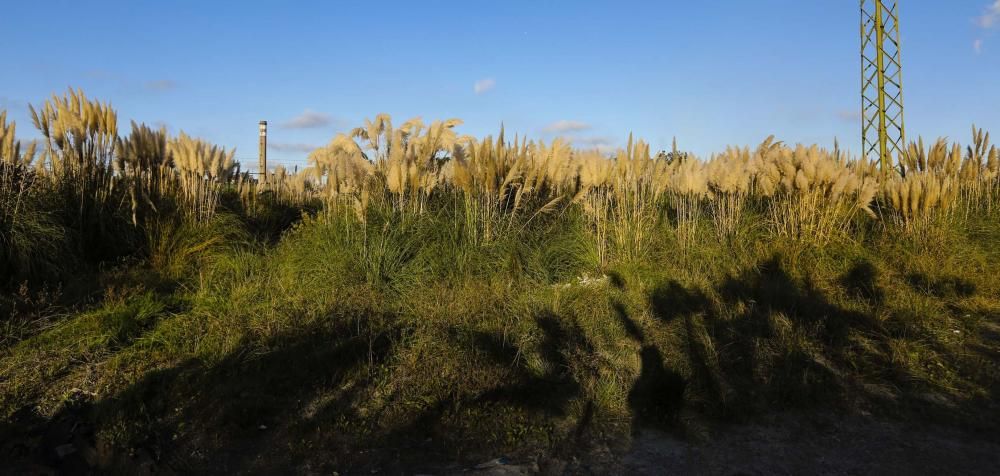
[258,424,267,430]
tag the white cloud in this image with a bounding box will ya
[977,1,1000,28]
[281,110,333,129]
[473,78,496,95]
[543,120,592,134]
[268,142,319,153]
[145,79,177,92]
[975,38,984,54]
[574,136,616,154]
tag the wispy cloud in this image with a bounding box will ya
[574,136,616,154]
[281,109,334,129]
[975,38,984,54]
[145,79,177,92]
[977,0,1000,28]
[268,142,319,153]
[837,110,862,123]
[543,120,592,134]
[473,78,496,95]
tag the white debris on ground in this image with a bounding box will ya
[552,273,610,290]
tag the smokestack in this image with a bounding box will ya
[259,120,267,181]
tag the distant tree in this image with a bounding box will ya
[655,137,688,164]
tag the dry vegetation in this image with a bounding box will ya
[2,89,999,472]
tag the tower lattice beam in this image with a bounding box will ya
[861,0,906,171]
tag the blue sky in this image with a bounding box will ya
[1,0,998,171]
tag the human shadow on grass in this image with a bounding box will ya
[609,296,688,435]
[392,312,593,420]
[470,313,591,415]
[644,257,881,419]
[318,310,607,471]
[6,257,998,473]
[627,345,687,433]
[1,314,398,474]
[644,255,1000,430]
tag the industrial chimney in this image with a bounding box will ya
[258,120,268,182]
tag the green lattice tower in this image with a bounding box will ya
[861,0,906,172]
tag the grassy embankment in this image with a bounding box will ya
[1,90,999,471]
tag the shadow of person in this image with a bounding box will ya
[627,345,686,435]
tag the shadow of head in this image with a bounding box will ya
[906,272,976,298]
[719,256,797,309]
[649,281,711,324]
[606,270,626,289]
[839,260,885,304]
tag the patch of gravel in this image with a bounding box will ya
[602,412,1000,476]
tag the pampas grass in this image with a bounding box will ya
[1,112,65,281]
[301,114,997,255]
[116,121,170,226]
[706,146,753,242]
[755,140,878,243]
[29,88,120,245]
[957,127,999,217]
[666,157,708,250]
[884,128,1000,237]
[1,111,38,225]
[576,136,669,263]
[167,132,237,222]
[4,88,999,284]
[882,171,958,236]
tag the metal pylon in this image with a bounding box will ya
[861,0,906,171]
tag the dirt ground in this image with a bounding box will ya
[610,413,1000,476]
[5,409,1000,475]
[455,411,1000,476]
